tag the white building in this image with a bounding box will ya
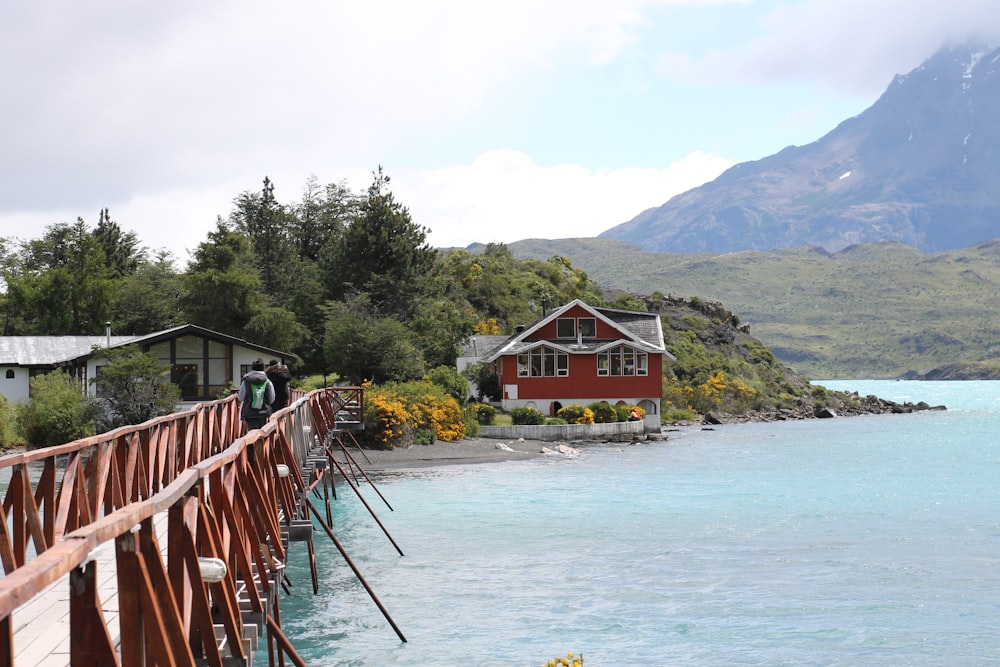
[0,324,295,405]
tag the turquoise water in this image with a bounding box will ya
[280,381,1000,666]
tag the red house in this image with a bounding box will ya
[474,299,674,426]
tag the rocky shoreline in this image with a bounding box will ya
[701,391,947,425]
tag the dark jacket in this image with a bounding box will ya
[266,364,292,410]
[239,369,275,420]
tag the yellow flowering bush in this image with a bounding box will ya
[556,404,595,424]
[663,371,759,416]
[364,391,412,449]
[365,380,466,446]
[542,652,583,667]
[473,317,501,334]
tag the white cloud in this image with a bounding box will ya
[657,0,1000,93]
[2,0,996,260]
[0,0,672,215]
[396,149,733,247]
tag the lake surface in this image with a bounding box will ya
[279,381,1000,666]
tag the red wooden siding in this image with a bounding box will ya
[498,352,663,400]
[527,305,627,342]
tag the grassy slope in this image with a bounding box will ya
[508,238,1000,378]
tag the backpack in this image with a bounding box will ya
[249,378,268,411]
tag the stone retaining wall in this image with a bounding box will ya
[479,420,645,442]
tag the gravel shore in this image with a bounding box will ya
[340,437,556,470]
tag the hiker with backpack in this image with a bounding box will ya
[239,358,275,432]
[265,359,292,411]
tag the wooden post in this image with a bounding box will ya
[69,560,119,666]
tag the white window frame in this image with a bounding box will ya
[517,346,569,378]
[596,345,648,377]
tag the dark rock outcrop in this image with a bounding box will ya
[710,392,947,424]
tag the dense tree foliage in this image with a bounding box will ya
[180,221,264,337]
[0,167,820,422]
[326,167,438,319]
[323,294,425,384]
[0,166,598,338]
[4,220,116,334]
[0,173,612,383]
[91,345,180,429]
[15,371,101,448]
[94,208,144,278]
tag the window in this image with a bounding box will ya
[597,355,609,376]
[597,345,648,377]
[557,317,596,339]
[556,318,575,338]
[517,346,568,377]
[4,370,12,379]
[172,364,199,400]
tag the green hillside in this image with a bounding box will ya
[506,238,1000,379]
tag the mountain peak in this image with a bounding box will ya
[601,42,1000,254]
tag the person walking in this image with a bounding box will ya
[239,358,274,432]
[266,359,292,412]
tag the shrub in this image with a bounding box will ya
[462,407,481,438]
[91,345,179,430]
[616,404,645,421]
[471,402,496,425]
[364,379,467,446]
[414,428,436,446]
[16,371,102,448]
[587,401,618,423]
[545,417,568,425]
[0,394,18,448]
[557,404,594,424]
[663,407,699,422]
[544,653,583,667]
[462,362,501,402]
[510,406,545,425]
[612,404,630,422]
[363,389,412,450]
[663,370,759,415]
[425,365,468,402]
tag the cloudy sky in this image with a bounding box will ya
[2,0,997,262]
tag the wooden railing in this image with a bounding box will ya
[0,386,366,666]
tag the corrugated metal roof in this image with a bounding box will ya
[0,336,140,366]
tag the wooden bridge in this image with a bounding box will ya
[0,386,402,666]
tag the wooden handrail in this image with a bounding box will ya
[0,386,365,665]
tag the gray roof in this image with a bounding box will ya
[460,336,509,359]
[593,307,664,348]
[0,324,298,368]
[0,336,140,366]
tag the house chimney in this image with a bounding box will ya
[515,325,526,334]
[106,321,111,348]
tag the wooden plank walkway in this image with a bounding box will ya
[9,513,169,666]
